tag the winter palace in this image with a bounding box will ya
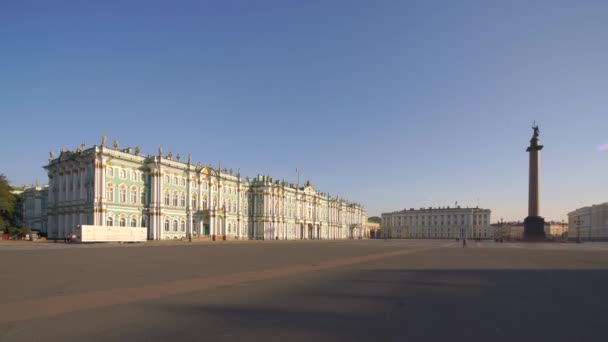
[43,138,367,241]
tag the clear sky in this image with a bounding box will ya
[1,0,607,222]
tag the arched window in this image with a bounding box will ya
[180,193,186,207]
[130,218,137,227]
[173,220,178,232]
[192,194,197,209]
[165,175,170,184]
[106,217,113,226]
[119,217,126,227]
[164,220,170,232]
[106,186,114,202]
[119,187,127,203]
[173,176,178,184]
[173,192,178,207]
[164,191,170,205]
[203,195,208,209]
[141,216,147,228]
[130,188,137,204]
[180,221,186,232]
[106,167,114,177]
[140,190,146,205]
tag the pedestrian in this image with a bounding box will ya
[462,238,467,248]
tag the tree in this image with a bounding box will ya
[0,174,17,230]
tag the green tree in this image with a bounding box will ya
[0,174,17,230]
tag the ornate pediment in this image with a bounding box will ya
[303,183,319,196]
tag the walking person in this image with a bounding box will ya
[462,238,467,248]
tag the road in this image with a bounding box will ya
[1,239,608,341]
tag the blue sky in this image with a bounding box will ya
[1,0,607,221]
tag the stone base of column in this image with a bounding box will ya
[222,235,226,241]
[524,216,546,241]
[212,234,216,241]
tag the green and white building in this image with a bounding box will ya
[20,183,48,233]
[44,140,367,241]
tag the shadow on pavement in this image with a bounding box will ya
[142,268,608,342]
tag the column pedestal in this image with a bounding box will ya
[524,216,546,241]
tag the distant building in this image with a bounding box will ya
[381,206,493,239]
[494,221,568,241]
[20,184,48,233]
[545,221,568,239]
[568,203,608,241]
[44,142,367,241]
[494,222,524,241]
[365,219,380,238]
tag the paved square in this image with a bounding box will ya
[1,240,608,341]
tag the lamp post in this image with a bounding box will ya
[499,218,504,242]
[561,219,566,241]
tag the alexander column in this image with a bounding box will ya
[524,122,546,240]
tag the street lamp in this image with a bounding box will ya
[499,218,504,242]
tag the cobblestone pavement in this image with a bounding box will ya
[1,240,607,342]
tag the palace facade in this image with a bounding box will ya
[44,141,367,241]
[381,206,493,239]
[568,202,608,241]
[20,184,48,233]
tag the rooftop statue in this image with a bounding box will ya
[102,135,107,147]
[113,140,119,149]
[532,121,540,139]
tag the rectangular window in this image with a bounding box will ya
[107,187,114,202]
[120,189,127,203]
[131,190,137,204]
